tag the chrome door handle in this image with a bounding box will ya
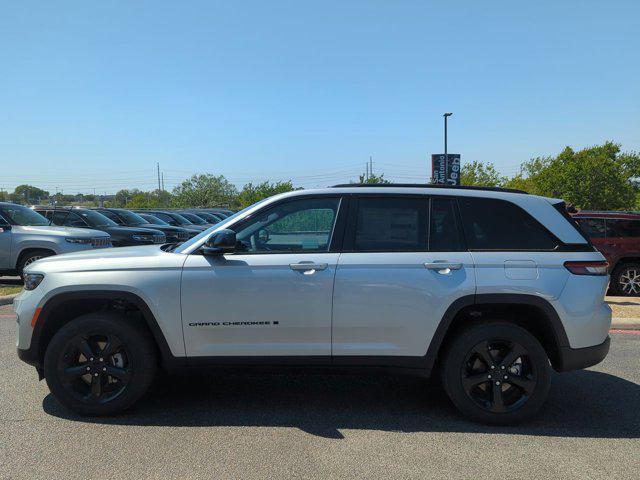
[289,262,328,273]
[424,262,463,273]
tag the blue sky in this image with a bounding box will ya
[1,0,638,194]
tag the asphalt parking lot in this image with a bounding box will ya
[1,304,638,480]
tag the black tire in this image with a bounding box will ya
[610,263,640,296]
[17,249,54,277]
[442,322,551,424]
[44,312,157,416]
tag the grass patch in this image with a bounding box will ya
[0,286,22,296]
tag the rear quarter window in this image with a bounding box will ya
[458,197,559,250]
[575,217,606,238]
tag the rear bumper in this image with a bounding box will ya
[555,336,610,372]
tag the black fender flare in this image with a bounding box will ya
[27,290,184,371]
[423,293,570,375]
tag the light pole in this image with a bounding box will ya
[443,113,453,181]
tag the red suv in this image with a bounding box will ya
[573,211,640,296]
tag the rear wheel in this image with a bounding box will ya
[611,263,640,296]
[442,322,550,424]
[44,312,157,416]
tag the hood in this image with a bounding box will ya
[13,225,109,238]
[25,244,185,274]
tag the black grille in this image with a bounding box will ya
[91,237,111,248]
[153,235,166,244]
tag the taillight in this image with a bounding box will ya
[564,261,608,276]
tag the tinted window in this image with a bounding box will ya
[100,210,124,225]
[458,197,559,250]
[430,198,463,251]
[575,218,606,238]
[235,197,340,253]
[64,212,87,227]
[51,211,69,226]
[0,205,49,226]
[353,197,427,252]
[606,219,640,237]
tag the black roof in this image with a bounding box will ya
[330,183,528,194]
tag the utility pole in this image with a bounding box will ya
[161,172,165,191]
[369,156,373,180]
[157,163,161,192]
[443,113,453,178]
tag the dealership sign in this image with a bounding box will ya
[431,154,461,186]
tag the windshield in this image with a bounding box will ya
[77,209,118,227]
[113,209,150,226]
[140,214,169,226]
[195,212,222,223]
[169,213,193,225]
[174,197,272,253]
[180,212,207,225]
[1,205,50,226]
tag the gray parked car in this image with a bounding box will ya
[0,202,112,277]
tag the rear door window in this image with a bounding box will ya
[429,198,463,251]
[352,197,428,252]
[458,197,559,250]
[606,219,640,237]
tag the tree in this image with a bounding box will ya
[505,142,640,210]
[460,161,504,187]
[357,172,389,184]
[237,181,296,209]
[172,174,237,208]
[13,184,49,204]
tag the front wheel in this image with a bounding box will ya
[17,249,53,277]
[44,312,157,416]
[442,322,551,424]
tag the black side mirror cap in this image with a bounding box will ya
[202,229,236,256]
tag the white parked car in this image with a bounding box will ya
[15,185,611,423]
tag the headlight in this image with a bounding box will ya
[66,237,93,244]
[132,234,152,241]
[24,273,44,291]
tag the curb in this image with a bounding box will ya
[611,318,640,331]
[0,294,17,306]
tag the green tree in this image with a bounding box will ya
[125,189,173,208]
[357,172,389,184]
[460,161,504,187]
[172,174,237,208]
[13,184,49,204]
[236,181,296,209]
[506,142,640,210]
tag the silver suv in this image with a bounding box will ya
[15,186,611,423]
[0,202,111,277]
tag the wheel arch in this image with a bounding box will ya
[426,294,570,374]
[31,290,183,373]
[15,246,57,269]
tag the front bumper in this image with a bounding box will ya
[555,336,610,372]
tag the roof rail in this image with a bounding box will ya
[330,183,528,194]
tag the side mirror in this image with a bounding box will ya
[0,223,11,232]
[202,229,236,256]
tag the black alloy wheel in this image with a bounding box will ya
[44,312,157,416]
[461,339,536,413]
[56,333,131,405]
[442,322,551,424]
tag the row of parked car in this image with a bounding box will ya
[0,202,233,277]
